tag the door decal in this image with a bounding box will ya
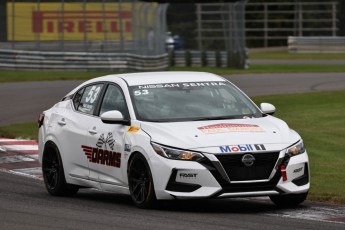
[81,132,121,168]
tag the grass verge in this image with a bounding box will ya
[249,50,345,60]
[0,122,38,140]
[253,90,345,204]
[1,65,345,83]
[0,90,345,204]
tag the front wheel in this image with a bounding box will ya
[42,143,79,196]
[269,192,308,207]
[128,153,157,209]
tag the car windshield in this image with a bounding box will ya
[129,81,262,122]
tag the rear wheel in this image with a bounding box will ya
[269,192,308,207]
[42,143,79,196]
[128,153,156,208]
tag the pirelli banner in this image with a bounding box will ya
[7,2,134,41]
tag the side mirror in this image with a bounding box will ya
[260,103,276,115]
[100,110,131,125]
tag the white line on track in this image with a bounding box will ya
[1,145,38,151]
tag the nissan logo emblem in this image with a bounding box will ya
[242,154,255,167]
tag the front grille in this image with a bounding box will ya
[215,152,280,181]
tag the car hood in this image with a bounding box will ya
[140,116,300,153]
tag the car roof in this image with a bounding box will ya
[94,71,226,86]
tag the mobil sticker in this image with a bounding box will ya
[219,144,266,153]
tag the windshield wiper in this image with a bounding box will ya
[191,116,238,121]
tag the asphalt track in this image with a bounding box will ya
[1,72,345,229]
[1,171,344,230]
[1,72,345,126]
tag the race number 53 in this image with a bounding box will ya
[134,90,149,96]
[86,86,101,103]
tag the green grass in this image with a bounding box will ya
[171,65,345,74]
[249,50,345,60]
[253,90,345,204]
[0,70,115,83]
[0,90,345,203]
[1,65,345,83]
[0,122,38,140]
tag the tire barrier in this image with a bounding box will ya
[0,49,169,71]
[169,50,247,69]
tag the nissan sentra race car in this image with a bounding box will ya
[38,72,310,208]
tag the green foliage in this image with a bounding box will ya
[253,90,345,204]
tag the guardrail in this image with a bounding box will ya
[288,36,345,53]
[0,49,169,71]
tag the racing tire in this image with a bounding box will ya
[42,142,79,196]
[269,192,308,207]
[128,153,157,209]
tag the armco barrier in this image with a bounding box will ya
[0,49,169,71]
[288,36,345,53]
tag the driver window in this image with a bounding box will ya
[99,84,129,118]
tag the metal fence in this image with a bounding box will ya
[195,1,247,69]
[0,0,170,71]
[2,0,168,56]
[246,1,339,47]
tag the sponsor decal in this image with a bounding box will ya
[124,144,131,152]
[219,144,253,153]
[136,82,226,90]
[7,2,135,41]
[82,145,121,168]
[198,123,264,134]
[127,126,140,133]
[293,167,303,173]
[179,173,198,179]
[253,144,266,151]
[96,132,115,150]
[219,144,266,153]
[81,133,120,168]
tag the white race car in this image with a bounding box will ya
[38,72,310,208]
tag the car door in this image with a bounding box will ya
[59,83,104,182]
[86,83,130,188]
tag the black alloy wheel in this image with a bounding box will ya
[128,154,156,208]
[42,143,79,196]
[43,149,60,190]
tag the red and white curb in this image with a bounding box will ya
[0,138,42,179]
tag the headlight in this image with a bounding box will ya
[286,140,305,157]
[151,142,204,161]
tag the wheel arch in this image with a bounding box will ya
[127,151,145,175]
[43,140,60,158]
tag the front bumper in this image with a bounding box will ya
[149,149,310,200]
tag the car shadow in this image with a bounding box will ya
[70,189,308,214]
